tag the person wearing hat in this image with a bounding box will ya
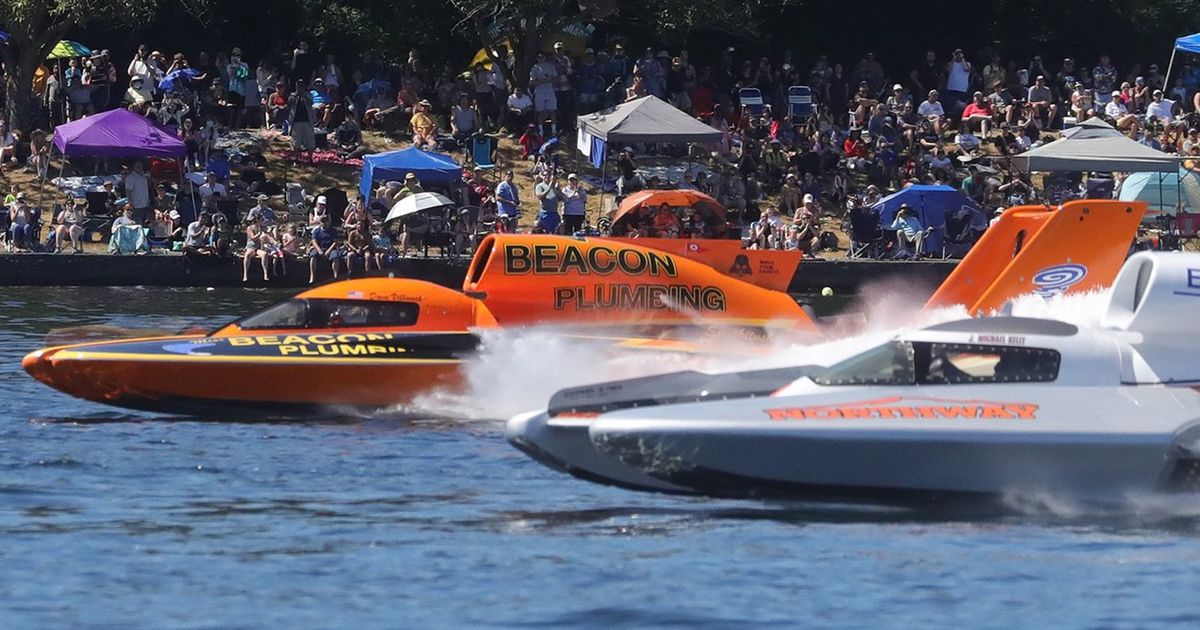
[1146,88,1177,125]
[890,203,928,256]
[287,78,316,162]
[885,84,911,116]
[308,195,330,229]
[410,99,439,150]
[559,173,588,234]
[1104,89,1139,132]
[127,44,162,97]
[990,206,1006,228]
[551,41,575,128]
[225,47,250,128]
[575,48,604,115]
[397,173,424,201]
[122,73,153,107]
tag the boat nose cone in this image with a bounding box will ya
[21,349,54,384]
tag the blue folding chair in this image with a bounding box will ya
[471,134,497,170]
[786,85,814,123]
[738,87,768,122]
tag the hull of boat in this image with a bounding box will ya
[586,388,1200,503]
[23,331,478,416]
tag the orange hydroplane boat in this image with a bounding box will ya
[22,199,1144,416]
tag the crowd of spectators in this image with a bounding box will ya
[4,38,1200,263]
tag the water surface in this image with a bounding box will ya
[1,288,1197,628]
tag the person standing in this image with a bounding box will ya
[945,48,972,117]
[534,172,561,234]
[225,47,250,128]
[287,79,316,163]
[124,161,152,224]
[560,173,587,235]
[495,170,520,232]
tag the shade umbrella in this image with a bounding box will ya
[157,67,200,92]
[47,40,92,59]
[354,78,392,97]
[609,189,726,222]
[385,192,455,223]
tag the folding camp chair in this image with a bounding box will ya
[940,209,984,259]
[738,88,768,125]
[146,220,173,250]
[786,86,814,124]
[471,134,497,170]
[1176,211,1200,251]
[847,207,883,259]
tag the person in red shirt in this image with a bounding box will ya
[961,91,994,136]
[842,128,870,170]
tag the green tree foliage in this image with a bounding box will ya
[0,0,180,132]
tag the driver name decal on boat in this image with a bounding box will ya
[226,333,406,357]
[1032,263,1088,297]
[502,244,678,277]
[764,397,1039,421]
[553,284,727,312]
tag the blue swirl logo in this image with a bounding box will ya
[1033,263,1088,297]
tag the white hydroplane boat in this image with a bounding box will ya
[510,252,1200,504]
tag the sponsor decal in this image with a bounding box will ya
[1032,263,1088,297]
[728,254,753,277]
[502,243,678,277]
[764,396,1039,421]
[1175,268,1200,298]
[970,334,1026,345]
[552,284,726,312]
[226,332,406,357]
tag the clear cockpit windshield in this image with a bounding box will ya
[813,341,1060,386]
[213,299,421,333]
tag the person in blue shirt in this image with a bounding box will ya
[495,170,520,232]
[308,215,341,283]
[890,204,927,256]
[206,151,231,183]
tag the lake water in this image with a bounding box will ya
[3,287,1200,628]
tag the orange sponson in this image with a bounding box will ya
[925,200,1146,315]
[463,234,817,331]
[602,237,802,292]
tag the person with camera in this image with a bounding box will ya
[495,170,521,233]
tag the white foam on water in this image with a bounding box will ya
[401,285,1118,421]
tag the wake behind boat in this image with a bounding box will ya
[516,251,1200,504]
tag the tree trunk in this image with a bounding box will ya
[6,64,36,135]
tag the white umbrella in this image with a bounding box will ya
[385,192,455,223]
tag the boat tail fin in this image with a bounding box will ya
[925,200,1146,315]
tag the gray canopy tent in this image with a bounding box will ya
[575,96,721,211]
[1011,118,1179,173]
[577,95,723,145]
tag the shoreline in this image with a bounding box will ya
[0,252,955,292]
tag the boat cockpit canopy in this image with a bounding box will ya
[813,341,1061,386]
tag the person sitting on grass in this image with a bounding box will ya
[410,99,438,150]
[209,213,233,256]
[109,205,149,254]
[308,215,341,284]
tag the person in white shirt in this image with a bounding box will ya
[198,172,227,206]
[124,161,152,222]
[1105,91,1140,132]
[506,86,534,133]
[917,90,947,134]
[1145,89,1176,125]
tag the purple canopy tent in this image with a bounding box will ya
[45,109,190,215]
[52,109,186,158]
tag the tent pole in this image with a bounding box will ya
[1165,48,1179,93]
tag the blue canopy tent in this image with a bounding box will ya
[872,184,985,254]
[1165,32,1200,89]
[358,148,462,198]
[1118,168,1200,219]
